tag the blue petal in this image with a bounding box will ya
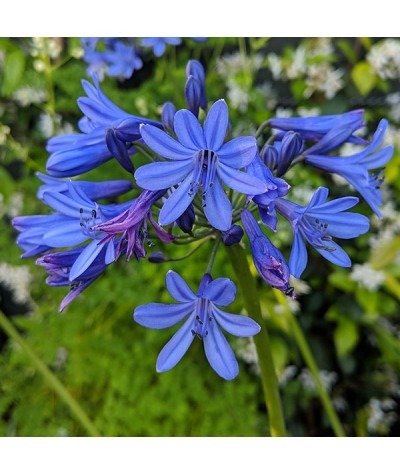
[315,241,351,268]
[42,220,87,247]
[203,321,239,380]
[211,305,261,337]
[311,196,359,213]
[289,232,308,278]
[217,162,267,195]
[105,240,116,264]
[310,212,370,238]
[359,146,394,169]
[173,109,206,150]
[134,301,195,329]
[217,136,257,168]
[135,160,193,190]
[203,100,229,151]
[158,174,195,226]
[166,270,196,302]
[69,240,106,281]
[140,124,194,160]
[203,178,232,231]
[306,187,329,211]
[156,317,195,372]
[202,278,236,306]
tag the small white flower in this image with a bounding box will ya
[350,263,385,291]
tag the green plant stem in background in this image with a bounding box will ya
[227,244,287,437]
[0,310,100,437]
[272,289,346,437]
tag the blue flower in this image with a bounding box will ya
[135,100,267,231]
[275,187,370,278]
[12,182,131,278]
[241,209,294,297]
[134,270,260,380]
[36,244,114,311]
[269,110,366,144]
[142,37,181,57]
[36,172,133,202]
[246,154,289,231]
[46,75,161,177]
[103,41,143,79]
[304,119,394,218]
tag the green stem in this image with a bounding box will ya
[205,235,221,274]
[272,289,346,437]
[0,310,100,437]
[226,245,287,437]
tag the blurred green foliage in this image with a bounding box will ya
[0,37,399,436]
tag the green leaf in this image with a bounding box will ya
[351,61,377,96]
[334,318,359,358]
[1,49,26,96]
[337,39,357,64]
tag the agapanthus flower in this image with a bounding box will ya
[275,187,370,278]
[134,270,260,380]
[241,209,294,297]
[103,41,143,79]
[135,99,267,231]
[12,182,132,279]
[142,37,182,57]
[94,189,176,261]
[46,75,161,177]
[36,172,133,202]
[36,244,118,312]
[246,154,289,231]
[269,109,366,144]
[304,119,394,218]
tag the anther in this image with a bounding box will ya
[285,286,294,296]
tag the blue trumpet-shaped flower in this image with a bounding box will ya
[304,119,394,218]
[241,209,294,297]
[134,270,260,380]
[135,100,267,231]
[275,187,370,278]
[36,172,133,202]
[46,75,161,177]
[36,244,117,312]
[269,109,366,144]
[103,41,143,79]
[12,182,132,279]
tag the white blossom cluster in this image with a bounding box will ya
[13,86,47,107]
[0,262,33,305]
[367,38,400,80]
[267,38,344,99]
[299,368,338,393]
[367,398,397,434]
[350,263,386,291]
[235,337,260,375]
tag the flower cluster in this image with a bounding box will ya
[80,37,207,81]
[12,56,394,380]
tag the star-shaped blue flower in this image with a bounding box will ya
[275,187,370,278]
[134,270,261,380]
[135,100,267,231]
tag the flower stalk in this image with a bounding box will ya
[226,244,287,437]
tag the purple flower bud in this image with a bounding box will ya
[186,60,207,109]
[161,102,176,132]
[185,76,202,117]
[221,225,244,246]
[260,143,279,171]
[148,251,167,263]
[241,209,294,298]
[176,203,195,233]
[276,131,304,176]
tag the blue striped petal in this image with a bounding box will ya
[134,301,195,329]
[211,305,261,337]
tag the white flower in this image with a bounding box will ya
[350,263,385,291]
[13,87,47,107]
[0,262,33,305]
[304,63,344,99]
[367,39,400,80]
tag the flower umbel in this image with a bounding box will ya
[134,270,261,380]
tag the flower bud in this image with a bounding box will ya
[161,102,176,133]
[276,131,303,177]
[221,225,244,246]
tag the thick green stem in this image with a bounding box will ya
[0,310,100,437]
[227,245,287,437]
[272,289,346,437]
